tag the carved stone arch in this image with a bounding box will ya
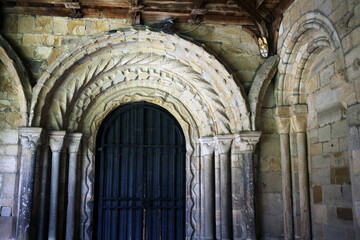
[0,35,32,125]
[29,28,252,239]
[277,11,346,106]
[248,55,280,130]
[30,28,250,133]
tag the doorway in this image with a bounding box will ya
[94,101,186,239]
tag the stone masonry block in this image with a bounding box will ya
[324,224,348,240]
[319,125,331,142]
[312,155,330,169]
[313,185,322,203]
[0,206,11,216]
[332,120,348,139]
[18,16,34,33]
[0,157,17,172]
[35,16,53,34]
[314,204,327,224]
[53,17,68,34]
[0,217,14,239]
[69,20,85,35]
[85,20,110,35]
[330,166,351,185]
[323,139,339,154]
[337,207,353,221]
[22,34,43,46]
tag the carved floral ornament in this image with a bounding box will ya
[18,127,43,151]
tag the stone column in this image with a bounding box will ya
[215,135,233,240]
[275,107,294,240]
[65,133,82,239]
[234,131,261,239]
[48,131,66,240]
[347,106,360,239]
[199,137,216,240]
[17,127,43,240]
[291,106,310,240]
[37,134,50,240]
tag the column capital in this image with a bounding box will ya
[67,133,83,153]
[234,131,261,152]
[199,137,216,156]
[214,135,233,154]
[18,127,43,151]
[48,131,66,152]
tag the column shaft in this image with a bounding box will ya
[17,127,42,240]
[280,133,294,240]
[244,152,256,239]
[37,143,49,240]
[49,151,60,240]
[48,131,66,240]
[66,133,82,240]
[297,132,310,240]
[204,154,215,239]
[220,153,231,239]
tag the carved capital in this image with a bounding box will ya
[234,131,261,152]
[214,135,233,154]
[48,131,66,152]
[199,137,215,156]
[18,127,43,151]
[67,133,83,153]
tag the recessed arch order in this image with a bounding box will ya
[29,28,251,137]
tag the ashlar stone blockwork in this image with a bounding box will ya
[24,28,260,239]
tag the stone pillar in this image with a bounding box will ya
[347,106,360,239]
[17,127,43,240]
[275,107,294,240]
[37,134,50,240]
[48,131,66,240]
[65,133,82,239]
[291,106,310,240]
[234,131,261,240]
[199,137,215,240]
[215,135,233,240]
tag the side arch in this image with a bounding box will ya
[0,35,32,125]
[277,11,346,106]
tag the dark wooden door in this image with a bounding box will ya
[94,102,186,240]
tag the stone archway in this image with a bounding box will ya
[19,28,261,239]
[275,11,352,240]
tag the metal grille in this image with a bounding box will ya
[94,102,186,240]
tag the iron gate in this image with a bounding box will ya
[94,102,186,239]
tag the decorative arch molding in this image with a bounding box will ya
[276,11,346,106]
[248,55,279,130]
[275,11,350,240]
[0,35,32,125]
[24,28,263,239]
[29,28,251,133]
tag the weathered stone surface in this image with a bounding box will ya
[18,16,34,33]
[69,20,85,35]
[35,16,53,33]
[330,166,351,185]
[53,17,68,34]
[337,207,353,221]
[313,185,322,203]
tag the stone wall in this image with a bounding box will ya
[1,15,263,91]
[270,0,360,239]
[0,61,20,239]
